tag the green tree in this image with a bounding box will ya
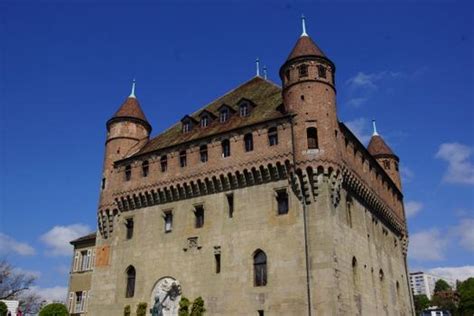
[179,297,191,316]
[413,294,430,314]
[458,278,474,316]
[431,292,457,315]
[38,303,68,316]
[0,301,8,316]
[434,279,452,293]
[190,296,205,316]
[136,302,147,316]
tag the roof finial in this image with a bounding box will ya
[129,78,136,98]
[256,58,260,77]
[372,119,379,136]
[301,14,308,37]
[263,65,268,80]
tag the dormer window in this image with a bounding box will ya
[201,115,209,128]
[181,115,197,133]
[240,103,249,117]
[183,121,191,133]
[318,65,327,79]
[298,64,308,78]
[220,109,229,123]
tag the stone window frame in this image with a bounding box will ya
[274,187,289,215]
[226,193,234,218]
[160,155,168,172]
[193,203,205,229]
[124,164,132,181]
[179,150,187,168]
[298,63,309,78]
[163,209,173,233]
[317,64,327,79]
[244,133,254,152]
[268,127,278,146]
[125,265,136,298]
[200,144,208,163]
[142,160,149,177]
[125,217,134,240]
[253,249,267,287]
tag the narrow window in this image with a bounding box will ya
[220,109,229,123]
[200,145,208,163]
[222,139,231,157]
[160,155,167,172]
[307,127,319,149]
[268,127,278,146]
[194,205,204,228]
[298,64,308,77]
[346,197,353,228]
[142,160,149,177]
[179,150,187,168]
[276,189,289,215]
[318,65,327,78]
[226,193,234,218]
[240,103,249,117]
[215,253,221,274]
[201,115,209,128]
[244,133,254,152]
[125,266,136,298]
[183,121,191,133]
[352,256,359,288]
[125,218,134,240]
[75,291,83,313]
[125,165,131,181]
[254,250,267,286]
[80,250,89,271]
[379,269,384,281]
[101,178,106,190]
[164,211,173,233]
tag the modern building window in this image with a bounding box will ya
[222,139,231,157]
[125,165,131,181]
[215,253,221,274]
[125,266,136,298]
[253,250,267,286]
[201,115,209,128]
[220,109,229,123]
[268,127,278,146]
[276,189,289,215]
[194,205,204,228]
[200,145,208,163]
[160,155,167,172]
[179,150,187,168]
[125,218,134,240]
[307,127,319,149]
[226,193,234,218]
[298,64,308,77]
[164,211,173,233]
[240,103,249,117]
[142,160,149,177]
[74,291,86,313]
[244,133,254,152]
[318,65,327,78]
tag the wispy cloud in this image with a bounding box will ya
[345,117,371,144]
[428,266,474,282]
[346,71,401,91]
[456,218,474,252]
[40,224,92,256]
[0,233,36,256]
[436,142,474,184]
[409,228,449,261]
[405,201,423,218]
[400,166,415,183]
[28,286,68,302]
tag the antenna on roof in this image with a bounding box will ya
[372,119,379,136]
[256,58,261,77]
[129,78,136,98]
[263,65,268,80]
[301,14,308,37]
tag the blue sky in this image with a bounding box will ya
[1,0,473,301]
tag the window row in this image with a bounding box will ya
[285,64,328,82]
[124,127,280,181]
[72,248,95,272]
[123,189,289,238]
[68,290,89,314]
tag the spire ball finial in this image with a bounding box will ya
[256,58,261,77]
[129,78,136,98]
[263,65,268,80]
[301,14,308,37]
[372,119,379,136]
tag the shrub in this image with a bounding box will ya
[190,296,205,316]
[124,304,131,316]
[179,296,191,316]
[0,301,8,316]
[136,302,147,316]
[39,303,68,316]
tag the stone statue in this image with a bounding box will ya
[151,295,163,316]
[150,278,182,316]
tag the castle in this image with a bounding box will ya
[67,17,414,316]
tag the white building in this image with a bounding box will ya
[0,300,19,316]
[409,271,456,299]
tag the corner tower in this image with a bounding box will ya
[280,16,339,164]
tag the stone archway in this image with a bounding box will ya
[149,277,181,316]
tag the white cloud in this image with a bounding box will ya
[12,267,41,279]
[400,166,414,183]
[40,224,92,256]
[346,71,402,91]
[409,229,449,261]
[345,117,371,145]
[405,201,423,218]
[346,97,368,107]
[436,142,474,184]
[28,286,68,303]
[428,266,474,282]
[456,218,474,252]
[0,233,36,256]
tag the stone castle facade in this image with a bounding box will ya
[69,20,414,315]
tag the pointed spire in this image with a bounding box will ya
[263,65,268,80]
[129,78,136,98]
[301,14,308,37]
[256,58,260,77]
[372,119,379,136]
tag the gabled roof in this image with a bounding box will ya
[70,232,96,245]
[287,35,326,61]
[367,135,398,160]
[130,77,284,158]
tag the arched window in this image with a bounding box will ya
[179,150,187,168]
[200,145,208,163]
[125,266,136,298]
[160,155,167,172]
[307,127,319,149]
[253,250,267,286]
[222,139,230,157]
[125,165,131,181]
[268,127,278,146]
[244,133,253,152]
[298,64,308,78]
[142,160,149,177]
[318,65,327,78]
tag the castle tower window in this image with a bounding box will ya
[215,253,221,274]
[318,65,327,78]
[307,127,319,149]
[200,145,208,163]
[201,115,209,128]
[194,205,205,228]
[125,266,136,298]
[253,250,267,286]
[179,150,187,168]
[222,139,231,157]
[220,108,229,123]
[160,155,167,172]
[101,178,106,190]
[125,165,131,181]
[226,193,234,218]
[142,160,149,177]
[298,64,308,78]
[164,211,173,233]
[244,133,254,152]
[383,160,390,169]
[268,127,278,146]
[240,103,249,117]
[346,196,353,228]
[125,218,134,240]
[276,189,289,215]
